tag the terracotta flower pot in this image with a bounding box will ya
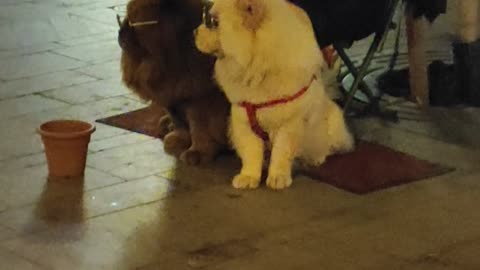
[37,120,96,179]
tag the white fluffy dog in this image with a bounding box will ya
[195,0,354,190]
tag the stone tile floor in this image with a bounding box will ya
[0,1,480,269]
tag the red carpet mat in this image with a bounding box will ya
[97,106,452,194]
[97,105,167,137]
[297,141,451,194]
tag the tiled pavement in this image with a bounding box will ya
[0,1,480,269]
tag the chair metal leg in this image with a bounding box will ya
[336,41,399,122]
[335,46,376,101]
[337,0,401,115]
[337,34,382,112]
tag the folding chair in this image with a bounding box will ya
[292,0,402,121]
[333,0,402,121]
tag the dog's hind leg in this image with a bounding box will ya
[180,104,222,166]
[230,107,264,189]
[163,129,191,157]
[299,113,330,166]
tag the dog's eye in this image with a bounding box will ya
[202,1,218,29]
[209,14,219,29]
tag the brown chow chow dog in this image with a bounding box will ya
[118,0,230,165]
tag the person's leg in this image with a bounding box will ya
[405,2,429,107]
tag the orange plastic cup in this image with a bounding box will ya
[37,120,96,179]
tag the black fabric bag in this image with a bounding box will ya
[453,40,480,106]
[290,0,447,48]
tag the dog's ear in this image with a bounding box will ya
[235,0,266,31]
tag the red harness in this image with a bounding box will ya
[238,75,316,142]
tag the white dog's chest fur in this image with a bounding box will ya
[215,57,327,143]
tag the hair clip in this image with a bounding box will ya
[116,14,158,28]
[128,20,159,27]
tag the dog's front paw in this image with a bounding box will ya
[266,174,292,190]
[163,131,191,157]
[180,149,214,166]
[232,174,260,189]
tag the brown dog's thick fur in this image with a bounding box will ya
[119,0,230,165]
